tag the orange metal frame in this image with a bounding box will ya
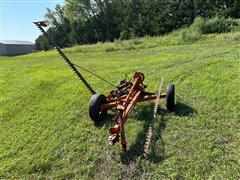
[100,72,166,151]
[33,21,166,152]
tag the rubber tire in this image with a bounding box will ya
[89,94,108,122]
[166,83,175,111]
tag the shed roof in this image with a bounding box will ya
[0,40,34,45]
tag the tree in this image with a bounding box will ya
[34,35,51,51]
[34,0,240,50]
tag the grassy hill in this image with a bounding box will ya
[1,31,240,179]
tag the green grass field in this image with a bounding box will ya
[1,31,240,179]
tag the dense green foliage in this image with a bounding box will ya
[181,17,240,43]
[1,30,240,178]
[34,0,240,50]
[200,17,240,34]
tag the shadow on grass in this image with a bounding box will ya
[120,101,197,165]
[94,110,116,128]
[174,102,197,117]
[119,104,167,165]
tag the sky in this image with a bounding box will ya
[0,0,64,42]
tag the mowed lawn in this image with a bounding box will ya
[1,32,240,179]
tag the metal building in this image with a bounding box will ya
[0,40,34,55]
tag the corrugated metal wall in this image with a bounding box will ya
[0,44,34,55]
[0,44,7,55]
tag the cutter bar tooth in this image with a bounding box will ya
[144,78,163,156]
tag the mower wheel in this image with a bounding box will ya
[166,83,175,111]
[89,94,108,122]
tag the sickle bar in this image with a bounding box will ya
[33,21,96,95]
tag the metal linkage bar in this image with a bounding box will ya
[33,21,96,95]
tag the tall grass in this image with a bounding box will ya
[60,17,240,53]
[181,17,240,43]
[201,17,240,34]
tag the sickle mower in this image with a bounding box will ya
[34,21,175,154]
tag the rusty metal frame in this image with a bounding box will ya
[99,72,166,151]
[33,21,169,153]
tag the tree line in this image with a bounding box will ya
[34,0,240,50]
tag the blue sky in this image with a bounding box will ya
[1,0,64,42]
